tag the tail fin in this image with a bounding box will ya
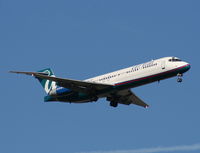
[36,68,57,94]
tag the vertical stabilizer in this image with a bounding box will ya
[36,68,57,94]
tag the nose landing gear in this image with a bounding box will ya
[177,73,183,83]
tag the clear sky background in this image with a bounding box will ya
[1,0,200,153]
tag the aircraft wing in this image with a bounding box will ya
[10,71,113,93]
[114,89,149,108]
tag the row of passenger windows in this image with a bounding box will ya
[97,62,158,82]
[143,62,158,68]
[127,63,158,73]
[98,74,119,81]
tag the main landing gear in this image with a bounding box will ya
[110,101,118,107]
[177,73,183,83]
[107,97,118,107]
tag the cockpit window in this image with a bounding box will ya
[169,57,182,62]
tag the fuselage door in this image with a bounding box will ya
[161,60,166,69]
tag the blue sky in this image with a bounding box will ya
[1,0,200,153]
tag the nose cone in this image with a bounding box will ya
[188,64,191,70]
[179,62,191,74]
[185,63,191,72]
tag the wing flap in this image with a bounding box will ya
[130,92,149,108]
[115,90,149,108]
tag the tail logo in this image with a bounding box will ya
[43,70,51,75]
[43,70,56,94]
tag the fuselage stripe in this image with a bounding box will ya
[115,64,190,86]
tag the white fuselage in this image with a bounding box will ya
[85,57,190,86]
[47,56,190,103]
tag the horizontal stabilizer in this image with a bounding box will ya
[10,70,113,94]
[10,71,48,76]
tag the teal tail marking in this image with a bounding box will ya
[44,95,56,102]
[36,68,57,94]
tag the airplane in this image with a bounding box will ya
[10,56,191,108]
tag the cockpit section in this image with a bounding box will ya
[168,57,182,62]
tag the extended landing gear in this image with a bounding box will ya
[110,101,118,107]
[177,73,183,83]
[107,97,118,107]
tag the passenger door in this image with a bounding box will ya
[161,60,165,69]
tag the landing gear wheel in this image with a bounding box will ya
[177,78,182,83]
[110,101,118,107]
[177,73,183,83]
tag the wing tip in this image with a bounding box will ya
[9,71,17,73]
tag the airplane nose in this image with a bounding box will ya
[188,64,191,69]
[185,63,191,71]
